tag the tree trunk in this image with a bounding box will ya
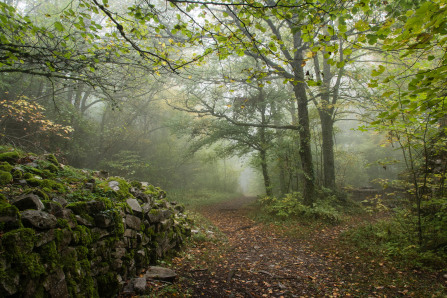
[293,81,315,206]
[319,109,336,190]
[260,148,273,197]
[313,49,338,191]
[258,89,273,197]
[278,162,287,196]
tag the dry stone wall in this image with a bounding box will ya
[0,149,190,297]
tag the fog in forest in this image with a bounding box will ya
[1,0,446,296]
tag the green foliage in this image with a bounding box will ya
[58,166,89,183]
[345,207,447,269]
[98,150,150,180]
[258,192,342,224]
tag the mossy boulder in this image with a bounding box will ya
[1,228,45,279]
[98,177,133,201]
[0,171,12,186]
[0,203,21,231]
[66,200,107,217]
[12,168,23,179]
[25,178,66,193]
[0,151,20,163]
[0,162,13,172]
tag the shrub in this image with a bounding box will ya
[258,192,341,223]
[344,207,447,269]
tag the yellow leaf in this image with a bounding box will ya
[306,51,316,58]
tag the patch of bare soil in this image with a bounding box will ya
[170,197,446,297]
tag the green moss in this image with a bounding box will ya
[72,225,92,246]
[76,246,89,260]
[24,253,45,278]
[109,209,125,236]
[24,172,33,179]
[145,225,156,237]
[61,247,77,269]
[1,228,45,278]
[149,209,160,215]
[25,166,54,179]
[66,201,88,215]
[65,189,96,203]
[26,178,65,193]
[45,154,59,166]
[28,188,49,200]
[0,151,20,163]
[97,177,133,201]
[58,166,88,183]
[0,202,19,217]
[66,276,78,297]
[130,180,142,188]
[96,197,113,209]
[0,170,13,185]
[12,168,23,179]
[2,228,35,255]
[57,218,70,229]
[0,193,7,203]
[0,161,13,172]
[0,203,20,231]
[54,228,64,246]
[45,163,59,173]
[39,241,59,269]
[33,284,45,298]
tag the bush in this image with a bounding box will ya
[344,207,447,269]
[258,192,341,223]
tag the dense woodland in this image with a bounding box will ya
[1,0,447,293]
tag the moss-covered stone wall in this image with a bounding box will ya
[0,148,190,297]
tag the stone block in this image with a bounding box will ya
[43,268,69,298]
[21,210,57,230]
[125,214,141,230]
[126,198,142,215]
[12,193,44,211]
[94,213,114,228]
[144,266,177,282]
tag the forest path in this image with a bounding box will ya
[172,196,443,297]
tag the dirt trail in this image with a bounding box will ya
[173,196,444,297]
